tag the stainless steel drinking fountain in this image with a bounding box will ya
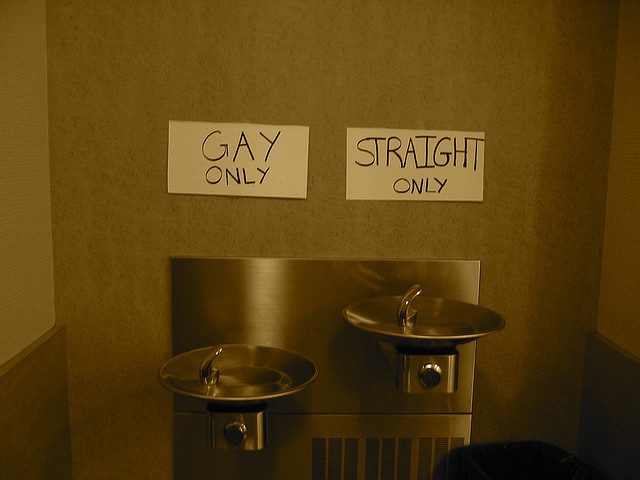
[163,257,504,480]
[159,344,318,451]
[342,284,504,395]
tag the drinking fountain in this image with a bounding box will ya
[159,344,317,450]
[164,257,505,480]
[343,284,504,394]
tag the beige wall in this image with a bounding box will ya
[579,2,640,474]
[0,0,55,366]
[46,1,618,478]
[0,2,71,477]
[597,0,640,357]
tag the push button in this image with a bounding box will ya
[223,421,248,445]
[418,363,443,388]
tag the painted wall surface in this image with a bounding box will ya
[597,0,640,357]
[0,2,70,476]
[0,0,56,366]
[46,1,618,478]
[579,2,640,476]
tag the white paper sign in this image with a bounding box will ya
[346,128,485,201]
[168,121,309,198]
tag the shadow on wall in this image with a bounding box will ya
[527,0,617,450]
[578,333,640,480]
[473,1,617,452]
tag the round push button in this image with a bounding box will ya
[223,421,248,445]
[418,363,442,388]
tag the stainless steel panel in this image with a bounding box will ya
[399,350,459,394]
[175,413,470,480]
[171,257,479,415]
[210,408,266,451]
[270,413,470,480]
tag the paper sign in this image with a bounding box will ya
[346,128,485,201]
[168,121,309,198]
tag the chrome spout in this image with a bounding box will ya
[397,284,422,327]
[199,345,224,385]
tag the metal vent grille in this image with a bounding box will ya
[312,437,464,480]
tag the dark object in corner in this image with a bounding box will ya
[458,441,608,480]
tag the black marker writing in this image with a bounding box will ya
[201,130,227,161]
[356,137,385,166]
[205,166,270,186]
[354,134,483,171]
[202,130,282,163]
[232,131,255,162]
[259,131,281,162]
[393,177,448,194]
[201,130,281,187]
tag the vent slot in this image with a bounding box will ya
[365,438,378,480]
[344,438,359,480]
[417,437,433,479]
[397,438,411,480]
[312,437,464,480]
[313,438,361,480]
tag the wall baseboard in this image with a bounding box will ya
[0,326,72,479]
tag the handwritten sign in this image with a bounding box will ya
[346,128,485,201]
[168,121,309,198]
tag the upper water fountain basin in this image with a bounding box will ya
[343,295,504,350]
